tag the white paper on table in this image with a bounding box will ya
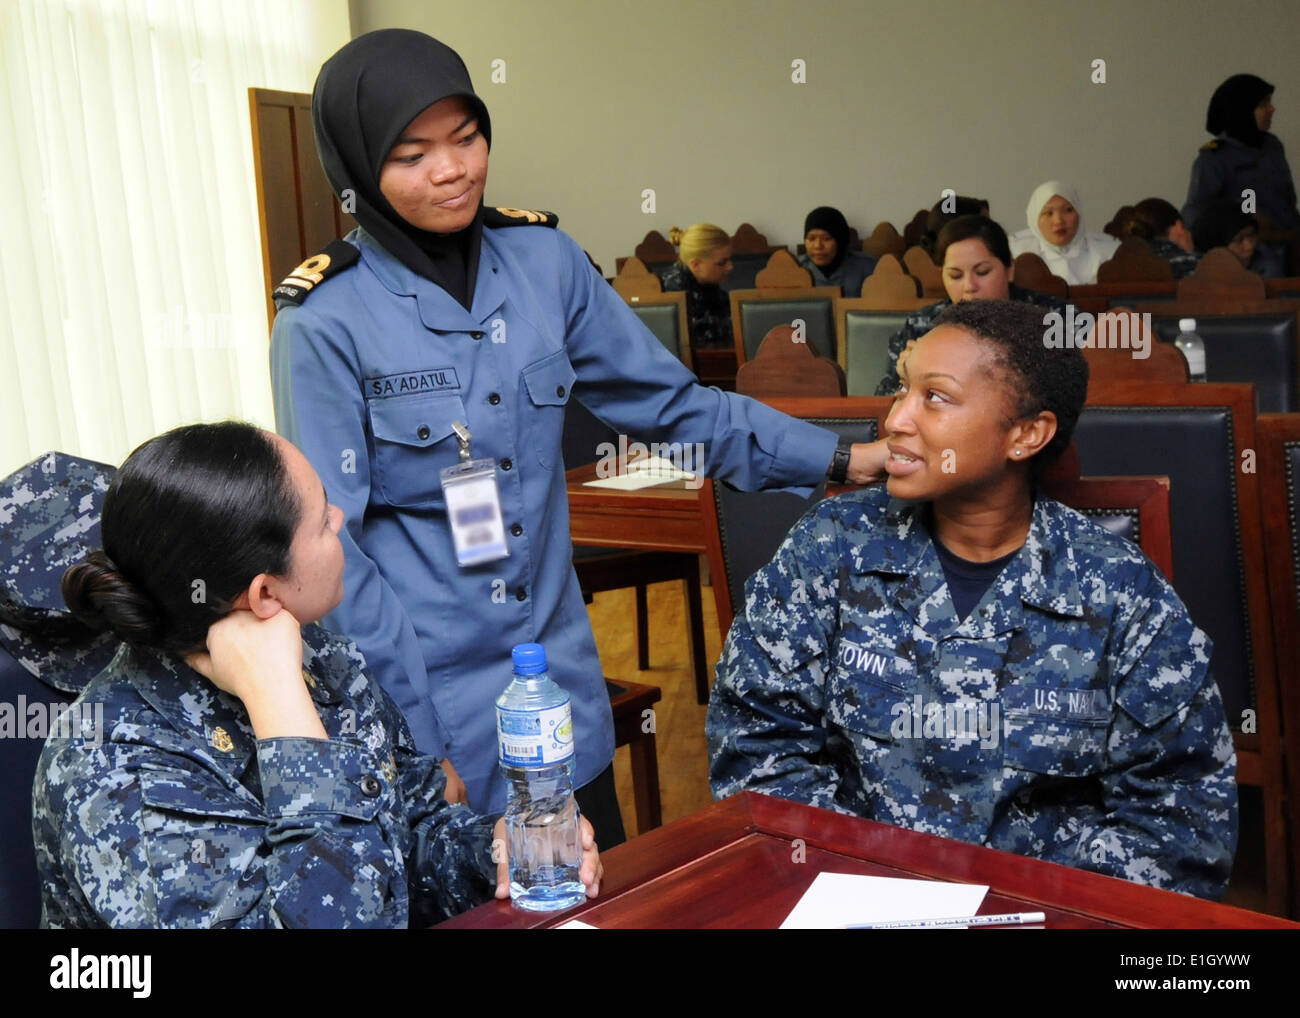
[554,919,599,929]
[580,456,696,490]
[780,872,988,929]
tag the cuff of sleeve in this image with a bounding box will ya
[767,421,839,494]
[257,737,386,820]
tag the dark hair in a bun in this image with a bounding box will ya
[61,422,301,655]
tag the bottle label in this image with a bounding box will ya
[497,699,574,766]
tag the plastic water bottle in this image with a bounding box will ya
[496,643,584,911]
[1175,318,1208,382]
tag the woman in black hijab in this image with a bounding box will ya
[270,30,886,852]
[796,205,876,297]
[1183,73,1298,273]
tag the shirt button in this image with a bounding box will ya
[515,587,527,601]
[510,523,523,536]
[555,385,566,398]
[360,776,383,798]
[417,425,430,441]
[488,392,501,405]
[470,330,484,340]
[501,458,513,471]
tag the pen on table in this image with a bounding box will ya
[846,911,1047,930]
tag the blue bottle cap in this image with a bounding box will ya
[512,642,547,675]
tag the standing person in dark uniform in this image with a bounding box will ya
[1183,74,1299,274]
[660,223,734,348]
[796,206,876,297]
[270,30,888,847]
[1112,198,1201,279]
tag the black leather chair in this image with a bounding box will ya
[1258,413,1300,916]
[625,292,692,372]
[710,412,881,638]
[0,452,117,929]
[839,308,911,396]
[1150,313,1299,413]
[730,289,839,363]
[1074,381,1288,913]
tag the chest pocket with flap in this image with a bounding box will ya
[367,392,468,509]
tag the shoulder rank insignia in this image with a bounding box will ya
[1200,139,1222,152]
[483,206,559,228]
[272,239,360,310]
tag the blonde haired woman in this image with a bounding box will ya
[661,223,734,347]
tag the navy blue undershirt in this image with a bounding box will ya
[932,538,1019,621]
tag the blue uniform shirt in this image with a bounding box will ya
[707,487,1238,899]
[271,222,838,812]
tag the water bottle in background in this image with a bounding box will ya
[1175,318,1208,382]
[496,642,584,911]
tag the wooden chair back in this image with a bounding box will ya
[754,249,814,289]
[1082,307,1189,384]
[735,326,846,398]
[862,221,905,260]
[1013,252,1068,297]
[1096,237,1175,283]
[612,256,664,300]
[902,246,945,298]
[859,255,927,310]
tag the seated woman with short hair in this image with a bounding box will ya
[1009,181,1119,284]
[796,206,876,297]
[661,223,735,347]
[707,299,1237,899]
[1112,198,1201,278]
[874,215,1063,395]
[31,421,601,928]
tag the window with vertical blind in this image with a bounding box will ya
[0,0,350,475]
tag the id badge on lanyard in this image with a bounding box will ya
[440,422,509,567]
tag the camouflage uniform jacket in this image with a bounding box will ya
[706,486,1238,899]
[873,284,1065,395]
[660,260,733,348]
[32,624,499,928]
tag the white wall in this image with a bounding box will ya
[349,0,1300,271]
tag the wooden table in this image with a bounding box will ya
[438,792,1295,929]
[565,462,729,647]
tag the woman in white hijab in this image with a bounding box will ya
[1008,181,1119,285]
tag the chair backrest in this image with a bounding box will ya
[624,291,692,372]
[1071,383,1276,739]
[1040,466,1174,582]
[1096,237,1175,283]
[754,250,814,289]
[859,255,926,310]
[1013,252,1068,297]
[633,229,678,267]
[735,326,845,398]
[1146,310,1300,413]
[612,256,663,300]
[862,222,905,260]
[707,397,890,636]
[902,246,944,299]
[1177,247,1267,301]
[1265,277,1300,298]
[729,287,840,364]
[1256,412,1300,912]
[835,298,914,395]
[1082,308,1189,385]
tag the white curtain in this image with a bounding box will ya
[0,0,351,475]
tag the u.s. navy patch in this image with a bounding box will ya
[364,367,461,398]
[272,239,360,310]
[483,206,559,228]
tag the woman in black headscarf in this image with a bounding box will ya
[1183,74,1298,273]
[796,206,876,297]
[270,29,886,849]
